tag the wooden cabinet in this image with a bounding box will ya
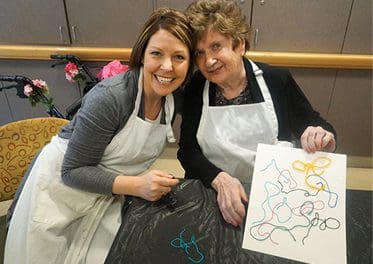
[276,67,373,157]
[0,0,154,47]
[65,0,153,47]
[156,0,193,10]
[328,70,372,156]
[342,0,373,54]
[289,68,336,118]
[250,0,353,52]
[333,0,373,156]
[0,0,69,45]
[2,0,369,53]
[156,0,252,19]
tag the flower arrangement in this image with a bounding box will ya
[62,59,129,99]
[23,79,58,115]
[97,60,129,80]
[64,61,86,83]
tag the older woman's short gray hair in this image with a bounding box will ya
[186,0,251,52]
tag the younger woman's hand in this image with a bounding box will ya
[138,170,179,201]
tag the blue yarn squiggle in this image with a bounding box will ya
[252,181,281,225]
[170,228,204,263]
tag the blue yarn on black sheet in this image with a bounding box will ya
[104,179,372,264]
[170,228,204,263]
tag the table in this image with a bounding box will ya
[105,179,372,264]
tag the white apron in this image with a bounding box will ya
[5,69,175,264]
[196,60,291,191]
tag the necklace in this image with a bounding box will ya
[218,78,248,100]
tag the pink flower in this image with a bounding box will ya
[65,61,78,74]
[24,79,49,97]
[64,62,80,83]
[65,69,79,83]
[24,84,33,97]
[23,79,53,109]
[32,79,48,91]
[97,60,129,80]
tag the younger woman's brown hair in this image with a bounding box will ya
[130,7,195,86]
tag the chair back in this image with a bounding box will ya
[0,117,69,201]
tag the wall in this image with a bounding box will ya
[0,0,372,162]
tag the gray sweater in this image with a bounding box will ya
[59,69,180,195]
[7,70,182,227]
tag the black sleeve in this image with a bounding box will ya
[283,69,337,141]
[177,72,222,187]
[171,88,184,123]
[258,62,337,145]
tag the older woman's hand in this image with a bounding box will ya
[211,172,248,227]
[301,126,336,153]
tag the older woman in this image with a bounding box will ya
[178,0,336,227]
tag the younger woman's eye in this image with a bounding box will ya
[150,51,161,56]
[174,55,185,61]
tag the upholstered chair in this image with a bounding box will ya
[0,117,69,202]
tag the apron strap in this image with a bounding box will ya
[249,60,279,141]
[134,68,144,114]
[137,68,175,143]
[201,61,279,141]
[202,80,210,106]
[164,93,176,143]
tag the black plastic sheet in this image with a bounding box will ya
[346,190,372,263]
[105,179,372,264]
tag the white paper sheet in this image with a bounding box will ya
[242,144,347,264]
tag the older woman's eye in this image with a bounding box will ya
[212,43,221,51]
[195,50,204,57]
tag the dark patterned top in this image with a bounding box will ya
[214,85,253,105]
